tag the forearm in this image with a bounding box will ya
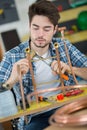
[73,67,87,80]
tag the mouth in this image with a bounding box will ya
[37,39,45,42]
[36,40,46,45]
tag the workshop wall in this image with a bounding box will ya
[0,0,87,57]
[0,0,36,54]
[53,0,87,54]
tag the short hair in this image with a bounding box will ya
[28,0,60,26]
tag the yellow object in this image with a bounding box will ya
[65,30,87,44]
[71,25,78,32]
[0,9,4,15]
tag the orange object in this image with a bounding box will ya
[57,5,63,12]
[38,96,56,103]
[57,93,64,100]
[38,96,43,101]
[61,74,69,80]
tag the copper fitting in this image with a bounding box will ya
[54,42,58,48]
[25,48,36,59]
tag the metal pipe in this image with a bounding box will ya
[17,65,28,124]
[27,84,87,106]
[54,42,65,94]
[59,27,78,84]
[25,48,38,103]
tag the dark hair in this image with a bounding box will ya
[28,0,60,26]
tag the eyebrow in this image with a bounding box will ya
[32,24,52,28]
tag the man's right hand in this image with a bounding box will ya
[6,58,29,88]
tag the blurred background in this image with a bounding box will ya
[0,0,87,130]
[0,0,87,61]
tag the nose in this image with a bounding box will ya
[38,29,44,37]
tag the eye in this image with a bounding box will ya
[44,29,50,32]
[44,27,52,32]
[33,27,39,30]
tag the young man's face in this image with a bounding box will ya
[30,15,57,48]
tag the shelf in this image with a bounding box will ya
[59,5,87,23]
[65,30,87,44]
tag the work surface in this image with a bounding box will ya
[0,86,87,123]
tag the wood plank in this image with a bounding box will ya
[59,5,87,23]
[0,88,87,123]
[65,30,87,44]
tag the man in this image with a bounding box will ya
[0,0,87,130]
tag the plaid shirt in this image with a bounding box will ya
[0,37,87,130]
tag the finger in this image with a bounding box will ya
[16,58,29,66]
[60,61,68,74]
[18,61,29,67]
[61,67,66,74]
[53,63,58,72]
[57,68,59,74]
[52,70,57,76]
[51,60,57,69]
[51,61,58,72]
[20,65,29,73]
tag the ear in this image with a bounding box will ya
[53,25,58,35]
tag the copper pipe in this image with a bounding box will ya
[54,42,65,94]
[17,65,28,123]
[54,43,64,84]
[54,43,69,81]
[27,84,87,105]
[17,65,26,110]
[63,41,78,84]
[25,48,38,103]
[49,96,87,127]
[59,27,78,84]
[25,48,37,91]
[58,26,66,35]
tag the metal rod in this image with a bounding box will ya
[59,27,78,84]
[64,41,78,84]
[26,48,37,91]
[26,48,38,103]
[54,42,65,94]
[17,65,28,124]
